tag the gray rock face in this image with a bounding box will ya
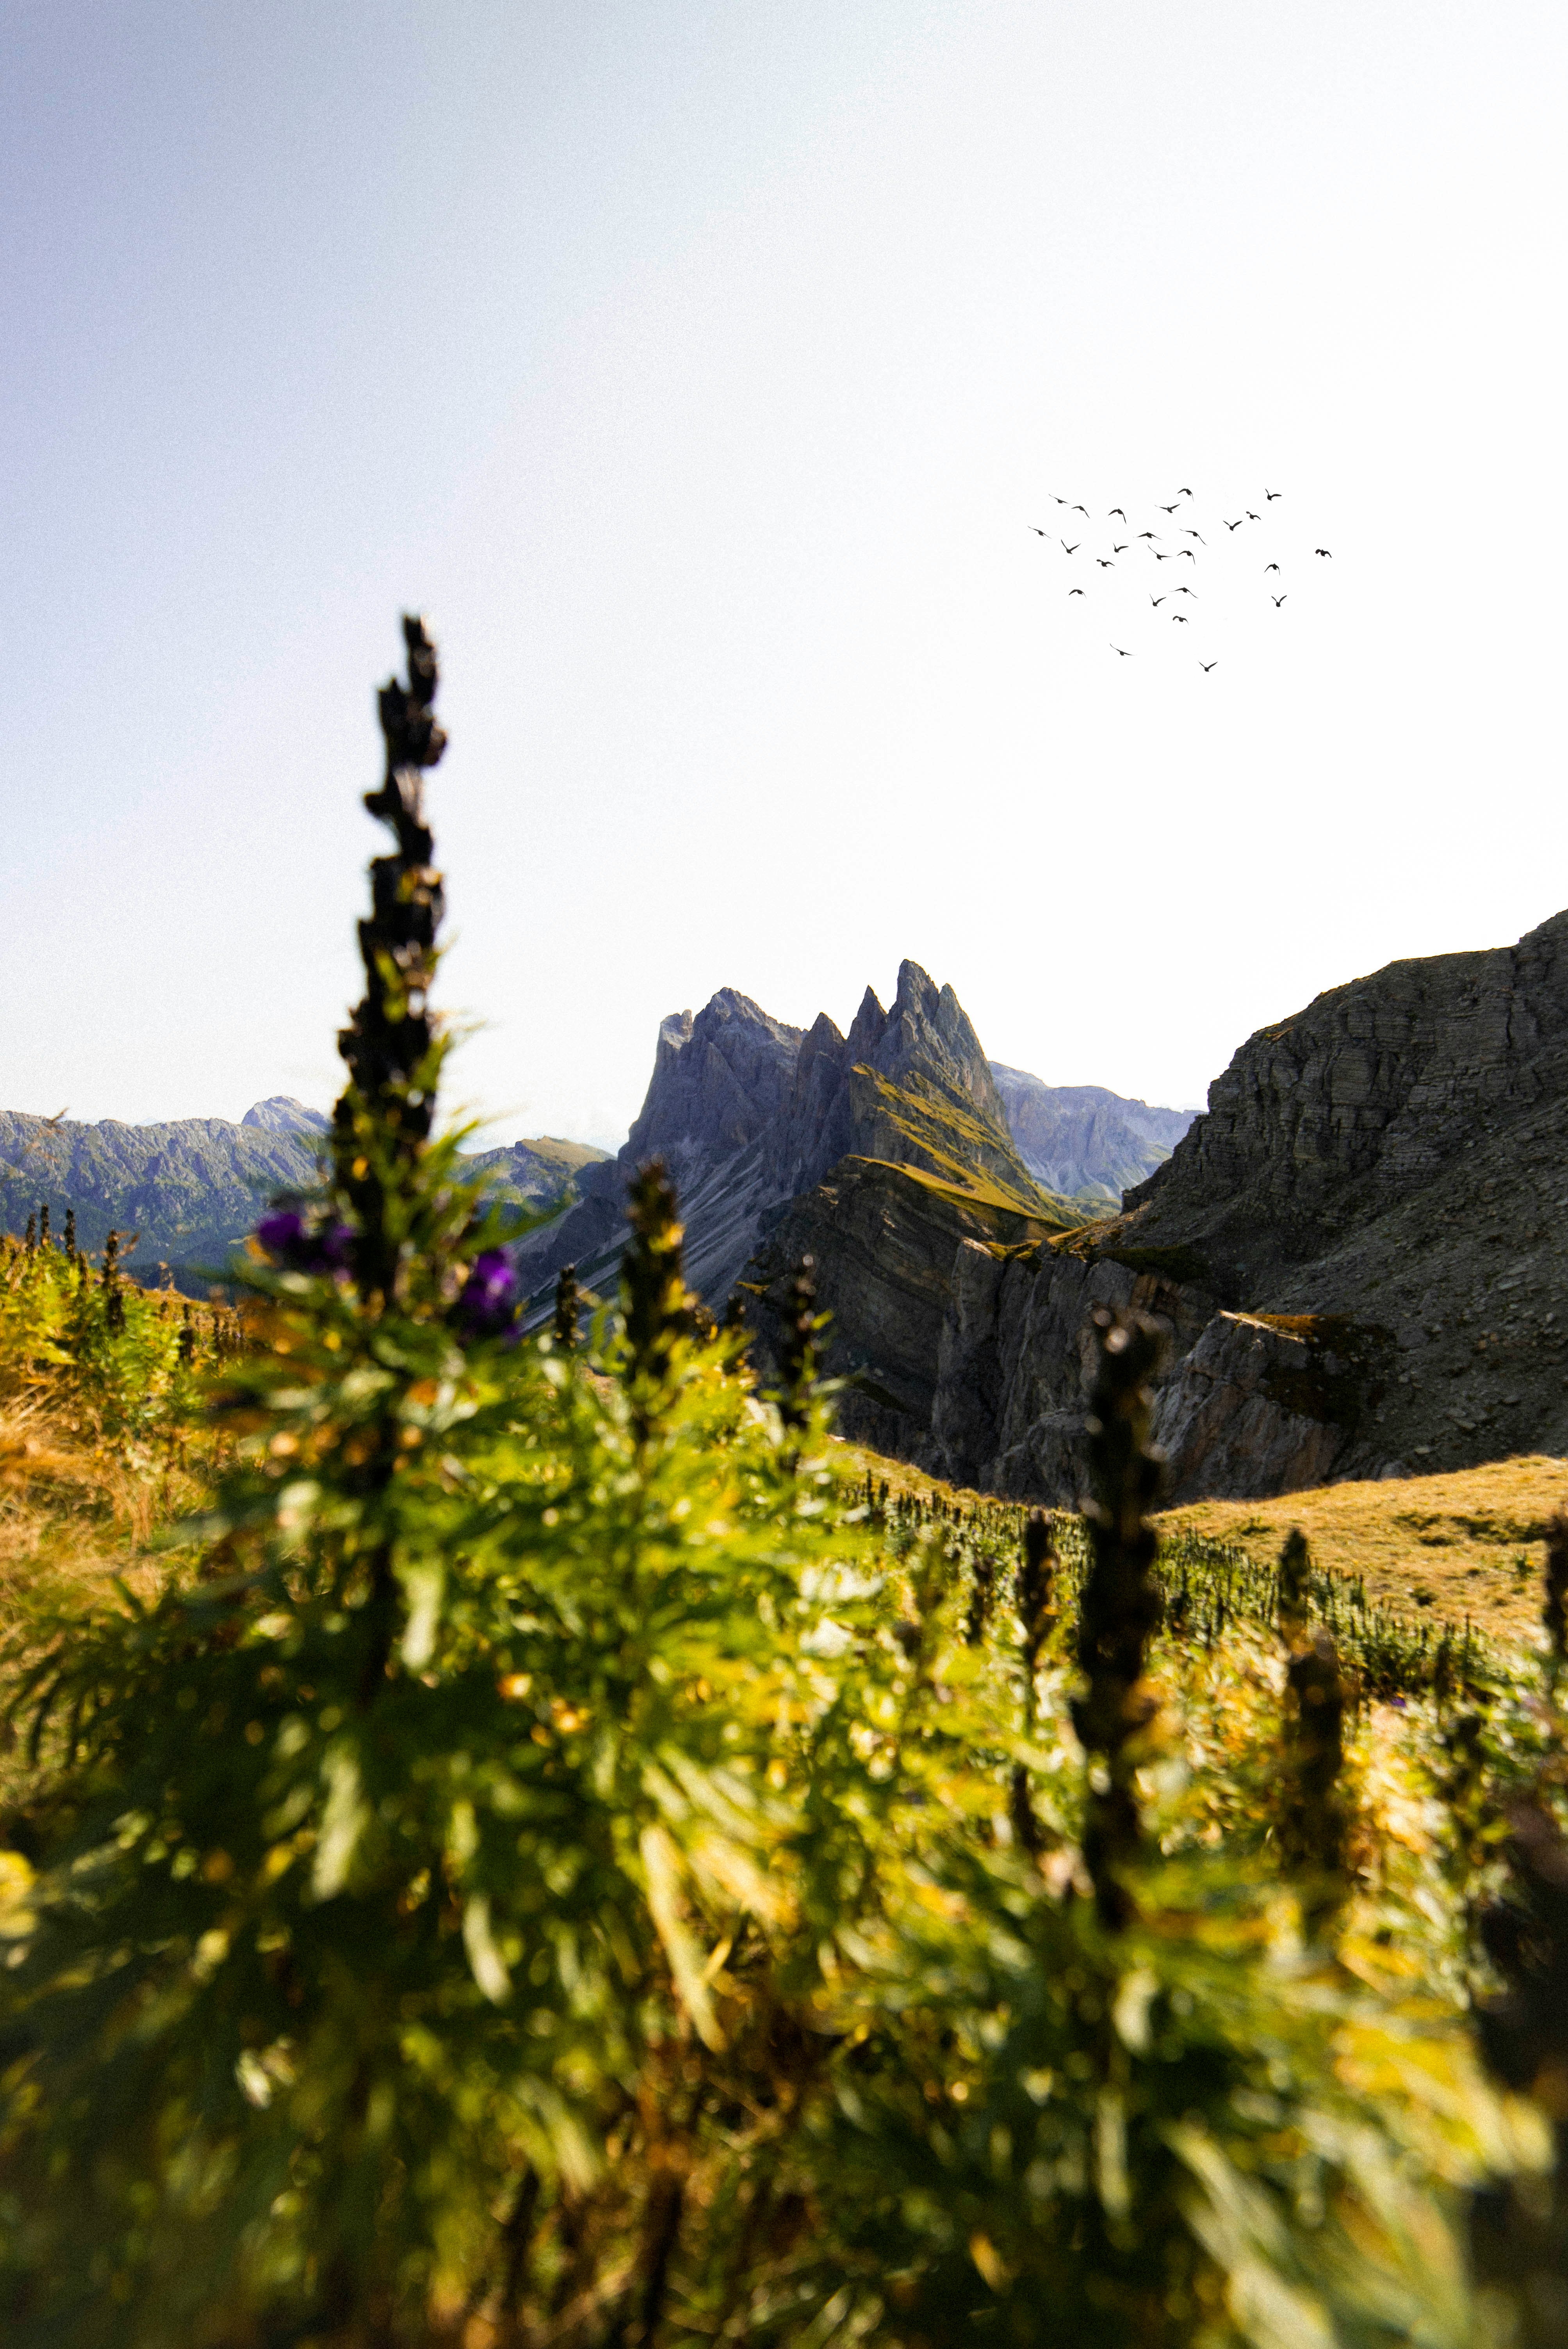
[1148,1315,1356,1503]
[515,961,1042,1311]
[928,1241,1212,1499]
[742,1160,1060,1466]
[989,1068,1192,1205]
[1125,906,1568,1288]
[925,1265,1376,1508]
[906,904,1568,1502]
[624,994,805,1191]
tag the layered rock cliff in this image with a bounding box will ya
[904,908,1568,1501]
[742,1158,1072,1461]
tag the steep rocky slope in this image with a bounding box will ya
[743,1161,1072,1461]
[910,908,1568,1502]
[989,1068,1192,1204]
[515,962,1060,1310]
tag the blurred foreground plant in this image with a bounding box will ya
[0,622,881,2347]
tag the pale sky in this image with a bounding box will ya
[3,4,1564,1148]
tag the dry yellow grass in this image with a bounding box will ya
[0,1393,201,1625]
[1156,1454,1568,1644]
[834,1435,1566,1644]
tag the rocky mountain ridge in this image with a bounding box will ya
[782,908,1568,1503]
[514,961,1064,1312]
[0,1101,606,1289]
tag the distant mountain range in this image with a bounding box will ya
[989,1068,1191,1205]
[14,914,1563,1506]
[0,1098,607,1290]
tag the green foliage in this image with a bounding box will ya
[850,1065,1077,1223]
[0,1228,228,1445]
[0,619,1559,2346]
[1,1279,1538,2345]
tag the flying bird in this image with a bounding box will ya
[1223,519,1243,530]
[1265,488,1282,501]
[1315,547,1332,557]
[1182,529,1205,543]
[1264,563,1279,573]
[1150,594,1167,606]
[1030,526,1050,537]
[1200,660,1217,672]
[1137,530,1159,541]
[1177,486,1193,496]
[1109,507,1127,521]
[1112,542,1128,552]
[1159,501,1181,513]
[1272,593,1287,607]
[1072,504,1089,517]
[1174,585,1196,597]
[1111,644,1132,656]
[1177,548,1196,561]
[1246,510,1260,522]
[1096,558,1115,568]
[1062,542,1080,554]
[1068,587,1085,596]
[1171,612,1189,623]
[1154,550,1172,561]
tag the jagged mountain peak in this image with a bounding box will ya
[622,988,804,1179]
[517,959,1042,1309]
[870,960,1005,1123]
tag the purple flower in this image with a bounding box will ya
[456,1249,519,1339]
[256,1211,355,1276]
[257,1209,306,1258]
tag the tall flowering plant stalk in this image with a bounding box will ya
[0,621,877,2348]
[334,612,449,1302]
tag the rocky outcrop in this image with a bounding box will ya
[927,1240,1213,1497]
[898,906,1568,1502]
[989,1068,1192,1206]
[741,1161,1063,1463]
[515,961,1055,1312]
[1149,1315,1369,1503]
[1123,907,1568,1292]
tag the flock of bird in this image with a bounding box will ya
[1028,484,1332,667]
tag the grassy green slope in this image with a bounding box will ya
[850,1066,1085,1225]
